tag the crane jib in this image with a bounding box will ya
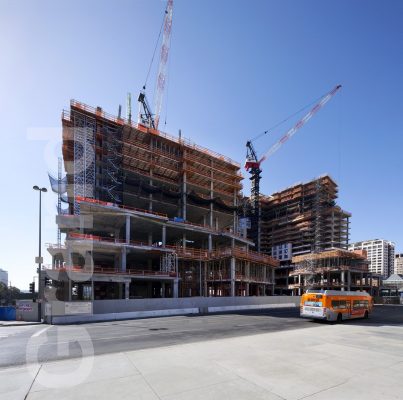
[255,84,342,166]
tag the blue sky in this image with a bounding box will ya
[1,0,402,288]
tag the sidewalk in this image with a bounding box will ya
[0,321,42,327]
[1,322,403,400]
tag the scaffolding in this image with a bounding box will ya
[259,175,350,257]
[289,249,380,295]
[72,110,96,214]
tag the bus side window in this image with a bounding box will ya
[339,300,347,309]
[332,300,340,309]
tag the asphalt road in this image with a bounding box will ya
[0,305,402,368]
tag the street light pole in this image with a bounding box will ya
[33,185,47,322]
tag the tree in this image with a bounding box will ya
[0,282,21,305]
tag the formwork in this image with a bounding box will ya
[259,175,350,256]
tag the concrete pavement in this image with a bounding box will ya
[1,313,403,399]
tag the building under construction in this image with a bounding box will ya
[289,249,381,296]
[46,100,278,301]
[253,175,351,294]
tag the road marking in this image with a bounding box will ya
[32,326,51,338]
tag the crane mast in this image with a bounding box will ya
[245,84,342,252]
[154,0,173,129]
[138,0,173,130]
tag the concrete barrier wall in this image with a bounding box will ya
[93,296,300,314]
[49,296,300,324]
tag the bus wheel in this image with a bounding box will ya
[364,311,369,319]
[337,313,342,323]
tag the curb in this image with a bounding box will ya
[0,322,43,327]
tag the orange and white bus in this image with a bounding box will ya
[300,290,373,322]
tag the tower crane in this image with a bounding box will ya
[138,0,173,130]
[244,84,342,251]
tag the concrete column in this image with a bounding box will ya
[298,274,301,296]
[271,267,275,295]
[148,233,153,246]
[149,168,153,212]
[204,261,208,297]
[341,270,345,291]
[173,278,179,298]
[246,283,250,296]
[208,234,212,252]
[161,282,166,298]
[209,204,214,228]
[125,215,130,244]
[347,270,351,291]
[230,257,236,297]
[66,244,73,267]
[360,272,364,289]
[79,215,85,233]
[125,281,130,299]
[121,247,127,272]
[162,225,166,248]
[68,278,72,301]
[91,278,94,301]
[114,253,119,270]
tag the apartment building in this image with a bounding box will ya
[395,254,403,275]
[349,239,395,278]
[257,175,351,294]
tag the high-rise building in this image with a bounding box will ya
[46,100,278,301]
[0,269,8,286]
[255,175,351,294]
[395,254,403,275]
[349,239,395,278]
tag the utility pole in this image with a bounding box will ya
[33,185,47,322]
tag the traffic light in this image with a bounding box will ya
[29,282,35,294]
